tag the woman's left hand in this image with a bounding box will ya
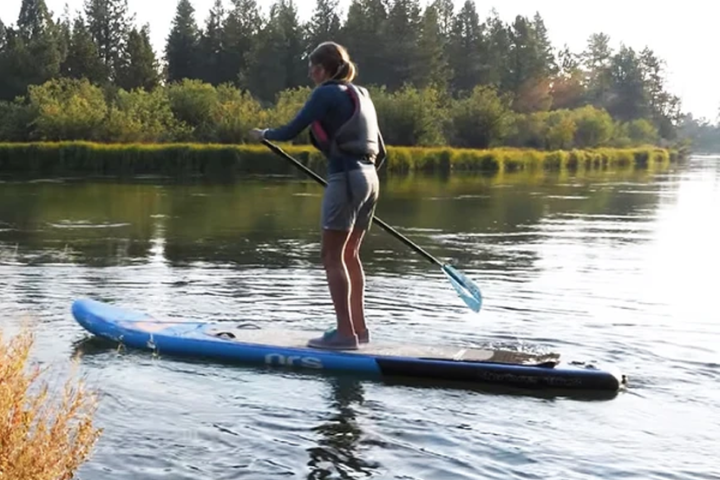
[249,128,267,142]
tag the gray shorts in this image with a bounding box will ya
[321,165,380,231]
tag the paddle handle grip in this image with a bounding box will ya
[262,140,443,268]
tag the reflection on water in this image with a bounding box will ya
[1,158,719,479]
[307,376,374,479]
[0,167,666,273]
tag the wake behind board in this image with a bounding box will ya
[71,298,626,392]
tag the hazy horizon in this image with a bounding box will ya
[1,0,717,122]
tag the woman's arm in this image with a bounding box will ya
[263,87,332,142]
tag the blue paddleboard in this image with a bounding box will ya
[71,298,626,392]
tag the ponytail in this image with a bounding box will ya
[309,42,357,83]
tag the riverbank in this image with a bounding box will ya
[0,142,680,177]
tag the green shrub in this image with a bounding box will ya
[103,88,190,143]
[572,106,614,148]
[27,78,107,141]
[370,85,449,147]
[449,85,514,149]
[0,78,678,155]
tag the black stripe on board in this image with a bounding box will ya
[374,358,621,390]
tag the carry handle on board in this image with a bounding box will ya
[261,139,483,313]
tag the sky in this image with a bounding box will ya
[1,0,718,121]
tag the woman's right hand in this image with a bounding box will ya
[249,128,267,142]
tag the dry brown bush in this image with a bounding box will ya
[0,327,102,480]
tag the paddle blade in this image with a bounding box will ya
[442,264,483,313]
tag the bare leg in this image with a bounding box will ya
[321,228,355,338]
[344,228,368,336]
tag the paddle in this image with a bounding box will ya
[261,139,483,313]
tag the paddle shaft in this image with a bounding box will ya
[262,140,443,268]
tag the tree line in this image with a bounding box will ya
[0,0,693,150]
[678,110,720,153]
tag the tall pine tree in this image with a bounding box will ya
[416,2,449,89]
[306,0,342,52]
[165,0,201,83]
[447,0,483,94]
[84,0,134,81]
[582,32,613,108]
[532,13,556,76]
[117,25,160,91]
[245,0,306,102]
[383,0,423,90]
[276,0,306,88]
[606,45,649,121]
[197,0,226,86]
[0,0,62,100]
[61,16,108,83]
[506,14,554,112]
[482,9,511,88]
[432,0,454,37]
[505,15,544,95]
[222,0,262,88]
[341,0,387,86]
[639,47,680,138]
[17,0,51,39]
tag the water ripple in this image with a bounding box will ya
[2,157,719,480]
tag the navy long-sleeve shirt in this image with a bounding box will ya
[263,82,366,175]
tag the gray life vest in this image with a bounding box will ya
[309,82,386,167]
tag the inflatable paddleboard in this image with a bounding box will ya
[71,298,626,392]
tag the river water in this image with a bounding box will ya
[1,156,718,479]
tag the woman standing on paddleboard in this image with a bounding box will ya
[249,41,386,350]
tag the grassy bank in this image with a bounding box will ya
[0,141,679,177]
